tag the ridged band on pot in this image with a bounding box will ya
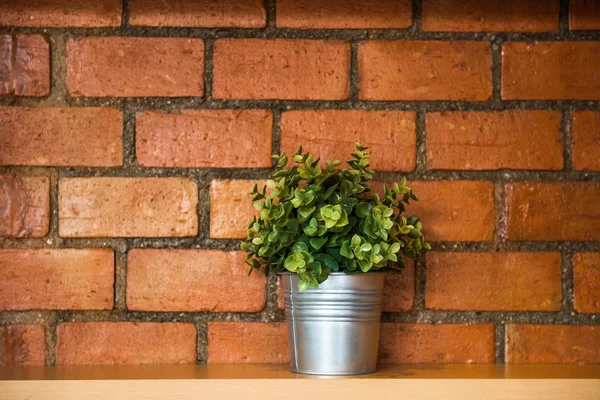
[281,272,385,375]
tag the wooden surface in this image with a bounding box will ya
[1,364,599,400]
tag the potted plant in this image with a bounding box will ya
[241,143,429,375]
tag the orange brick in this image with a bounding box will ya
[56,322,196,365]
[213,39,350,100]
[127,250,267,312]
[0,175,49,238]
[136,109,273,168]
[0,249,114,311]
[277,0,412,29]
[506,325,600,363]
[59,178,198,238]
[67,37,204,97]
[0,34,49,96]
[210,179,264,239]
[502,42,600,100]
[208,322,288,363]
[573,253,600,313]
[504,182,600,241]
[281,110,416,172]
[572,111,600,171]
[0,107,122,167]
[358,41,492,101]
[0,325,45,366]
[379,324,495,363]
[0,0,121,27]
[569,0,600,30]
[426,111,563,170]
[383,261,415,312]
[426,252,562,311]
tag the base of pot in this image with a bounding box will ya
[289,367,377,376]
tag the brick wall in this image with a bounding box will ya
[1,0,599,367]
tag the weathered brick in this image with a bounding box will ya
[281,110,416,172]
[426,111,563,170]
[0,34,49,96]
[383,261,415,312]
[0,175,49,238]
[502,42,600,100]
[277,0,412,29]
[573,253,600,313]
[426,252,562,311]
[379,324,495,363]
[130,0,266,28]
[422,0,559,32]
[213,39,350,100]
[0,107,122,167]
[572,111,600,171]
[569,0,600,30]
[0,325,45,366]
[358,41,492,101]
[504,182,600,241]
[0,249,114,311]
[506,325,600,364]
[136,109,273,168]
[67,37,204,97]
[127,249,267,312]
[56,322,196,365]
[0,0,122,27]
[210,179,264,239]
[207,322,288,363]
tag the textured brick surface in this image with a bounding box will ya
[506,325,600,364]
[573,253,600,313]
[281,110,416,172]
[426,111,563,170]
[569,0,600,30]
[505,182,600,241]
[0,34,49,96]
[213,39,350,100]
[276,0,412,29]
[136,110,273,168]
[0,107,122,167]
[0,175,49,238]
[383,261,415,312]
[572,111,600,171]
[426,252,562,311]
[358,41,492,101]
[210,179,264,239]
[67,37,204,97]
[502,42,600,100]
[0,249,114,310]
[127,249,267,312]
[208,322,288,363]
[0,0,122,27]
[56,322,197,365]
[59,178,198,238]
[0,325,45,366]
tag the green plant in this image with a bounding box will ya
[241,143,430,291]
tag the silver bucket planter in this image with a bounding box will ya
[281,272,385,375]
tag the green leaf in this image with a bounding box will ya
[298,206,315,218]
[309,237,328,250]
[292,242,309,252]
[340,240,354,259]
[355,202,370,218]
[315,253,340,272]
[298,280,309,292]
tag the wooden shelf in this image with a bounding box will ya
[1,364,599,400]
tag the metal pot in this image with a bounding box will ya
[281,272,385,375]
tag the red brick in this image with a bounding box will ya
[0,325,45,366]
[0,107,122,167]
[379,324,495,363]
[59,178,198,238]
[0,249,114,311]
[371,180,495,242]
[506,325,600,364]
[426,111,563,171]
[281,110,416,172]
[573,253,600,313]
[67,37,204,97]
[277,0,412,29]
[127,249,267,312]
[569,0,600,30]
[208,322,288,363]
[0,175,49,238]
[572,111,600,171]
[422,0,559,32]
[358,41,492,101]
[130,0,266,28]
[136,110,273,168]
[383,261,415,312]
[426,252,562,311]
[502,42,600,100]
[210,179,264,239]
[0,0,121,27]
[504,182,600,241]
[0,34,49,96]
[56,322,196,365]
[213,39,350,100]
